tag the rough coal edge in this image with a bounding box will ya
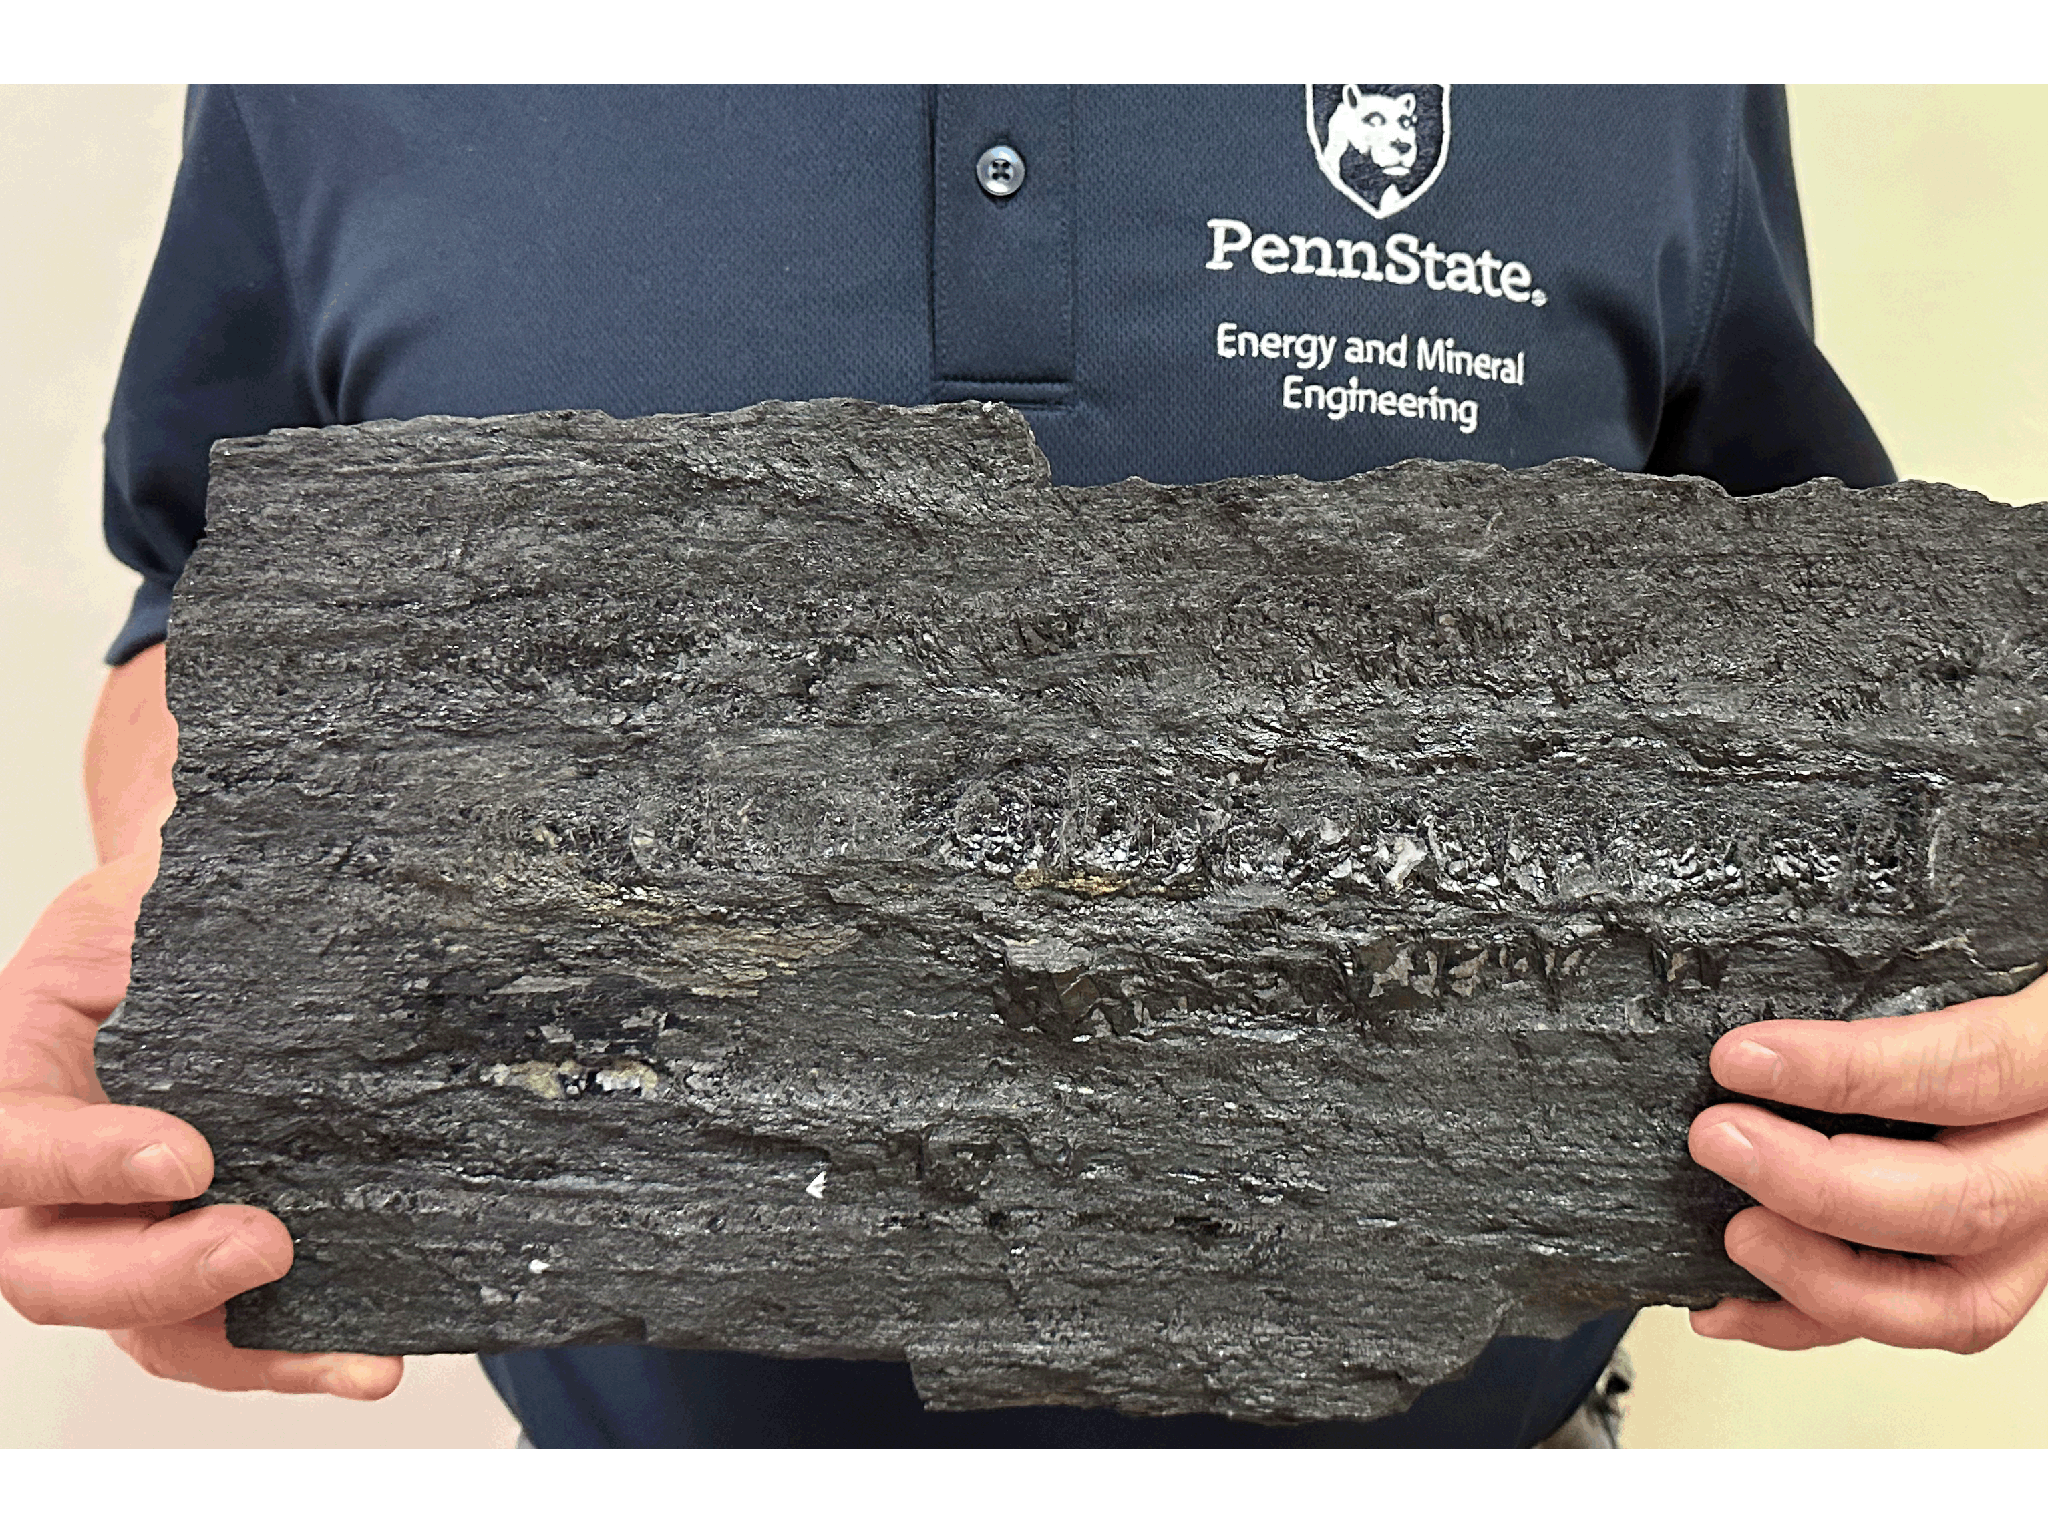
[199,398,2043,550]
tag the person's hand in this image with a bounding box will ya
[0,805,400,1397]
[1688,976,2048,1353]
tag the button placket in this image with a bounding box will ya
[932,87,1074,401]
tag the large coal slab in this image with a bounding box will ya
[103,400,2048,1424]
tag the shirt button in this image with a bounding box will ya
[976,144,1026,198]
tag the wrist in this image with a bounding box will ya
[84,644,175,865]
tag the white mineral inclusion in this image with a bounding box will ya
[1381,834,1428,890]
[595,1062,661,1095]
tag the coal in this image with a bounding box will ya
[101,400,2048,1423]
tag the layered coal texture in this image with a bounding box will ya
[102,400,2048,1423]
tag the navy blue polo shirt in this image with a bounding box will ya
[102,84,1891,1447]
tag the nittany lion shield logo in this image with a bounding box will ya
[1305,84,1451,220]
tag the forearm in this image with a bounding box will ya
[84,643,175,865]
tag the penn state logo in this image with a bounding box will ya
[1305,84,1451,220]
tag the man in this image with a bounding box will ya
[5,86,2042,1446]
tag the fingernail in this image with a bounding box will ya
[127,1143,192,1198]
[1717,1039,1783,1094]
[315,1368,355,1397]
[1699,1121,1758,1183]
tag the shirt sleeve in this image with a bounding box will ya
[102,85,322,664]
[1644,86,1894,495]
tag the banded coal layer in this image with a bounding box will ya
[102,399,2048,1424]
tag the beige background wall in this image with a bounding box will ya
[0,84,2042,1448]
